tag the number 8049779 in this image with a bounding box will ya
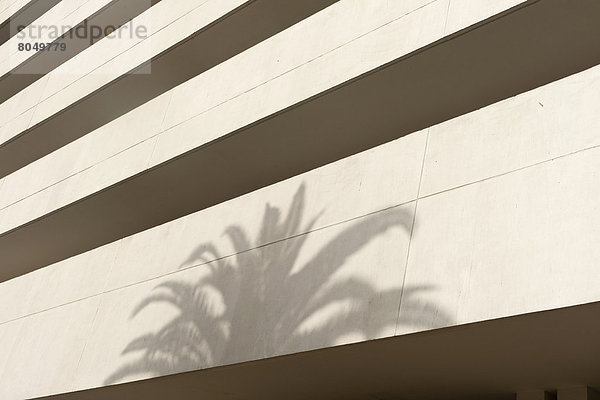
[18,42,66,51]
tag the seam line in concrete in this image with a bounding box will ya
[146,92,174,168]
[69,231,126,387]
[394,128,429,335]
[418,141,600,202]
[63,0,96,21]
[442,0,451,35]
[102,236,126,294]
[71,296,102,392]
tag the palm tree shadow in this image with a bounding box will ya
[105,183,453,384]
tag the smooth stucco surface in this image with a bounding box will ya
[2,66,600,396]
[0,0,599,399]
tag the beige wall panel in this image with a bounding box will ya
[0,297,100,399]
[0,319,24,391]
[421,64,600,196]
[0,269,46,323]
[400,146,600,334]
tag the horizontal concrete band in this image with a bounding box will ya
[1,0,599,282]
[0,0,61,47]
[0,0,161,104]
[0,0,340,178]
[31,301,600,400]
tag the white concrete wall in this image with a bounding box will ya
[2,0,599,398]
[1,63,600,396]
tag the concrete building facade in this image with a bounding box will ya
[0,0,600,399]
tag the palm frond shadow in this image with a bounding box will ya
[105,183,453,384]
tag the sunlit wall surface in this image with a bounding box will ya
[1,1,600,399]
